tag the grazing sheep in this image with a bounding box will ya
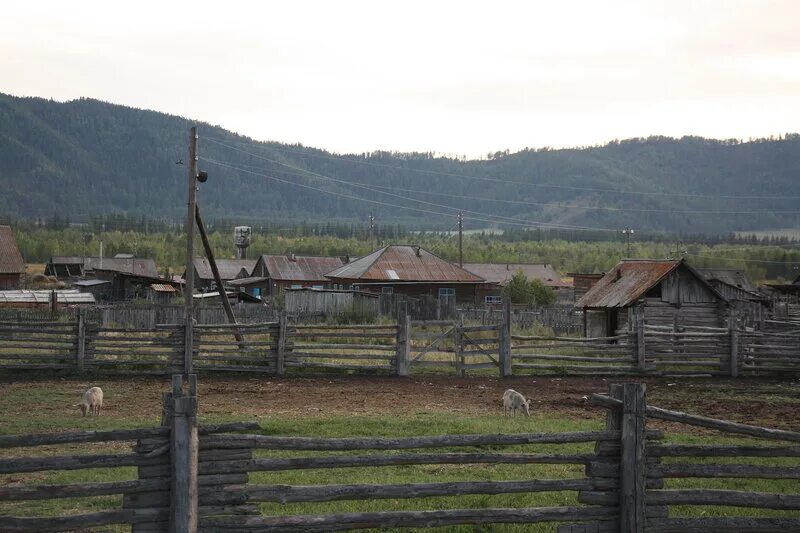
[502,389,531,417]
[75,387,104,417]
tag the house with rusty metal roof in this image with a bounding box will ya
[0,226,24,290]
[184,258,257,291]
[251,254,345,297]
[576,259,728,337]
[462,262,570,305]
[325,245,486,303]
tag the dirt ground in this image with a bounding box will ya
[2,374,799,432]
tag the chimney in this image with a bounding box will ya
[414,246,421,258]
[288,253,296,262]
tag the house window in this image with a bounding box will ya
[381,287,394,294]
[291,284,302,289]
[485,295,502,304]
[439,288,455,297]
[312,285,323,290]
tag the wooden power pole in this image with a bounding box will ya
[458,211,464,267]
[184,126,198,376]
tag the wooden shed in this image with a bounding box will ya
[576,259,729,337]
[0,226,24,290]
[699,268,769,329]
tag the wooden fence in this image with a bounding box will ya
[1,308,799,378]
[3,382,798,531]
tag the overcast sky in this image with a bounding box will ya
[2,0,799,157]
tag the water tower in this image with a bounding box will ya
[234,226,251,259]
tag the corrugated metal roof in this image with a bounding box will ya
[150,283,178,293]
[0,290,96,304]
[463,263,570,288]
[576,260,681,308]
[326,246,485,283]
[74,279,111,287]
[699,269,757,292]
[0,226,24,274]
[192,258,257,280]
[261,255,344,282]
[85,257,158,277]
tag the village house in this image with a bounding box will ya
[45,256,159,279]
[569,272,605,303]
[184,258,257,291]
[249,254,345,297]
[462,262,571,305]
[324,245,486,303]
[0,226,24,290]
[699,268,770,328]
[576,259,729,337]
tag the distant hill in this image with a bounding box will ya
[1,92,799,234]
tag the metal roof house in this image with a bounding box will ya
[462,263,570,289]
[252,254,345,296]
[325,245,486,303]
[699,268,769,329]
[576,259,728,337]
[185,258,257,290]
[45,256,159,279]
[0,226,24,290]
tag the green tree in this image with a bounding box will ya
[501,271,556,306]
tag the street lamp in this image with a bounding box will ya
[622,228,635,257]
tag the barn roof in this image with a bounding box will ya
[326,246,484,283]
[259,255,344,282]
[192,258,257,280]
[576,259,683,308]
[150,283,178,293]
[0,290,95,304]
[699,268,757,292]
[0,226,24,275]
[462,263,569,288]
[49,256,85,265]
[84,257,158,277]
[73,279,111,287]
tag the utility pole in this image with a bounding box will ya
[184,126,198,376]
[458,211,464,267]
[622,227,635,258]
[368,213,375,249]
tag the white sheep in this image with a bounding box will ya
[502,389,531,417]
[75,386,104,417]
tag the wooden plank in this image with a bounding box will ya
[620,383,645,533]
[646,489,800,509]
[193,451,596,472]
[201,506,618,532]
[648,444,800,457]
[243,479,592,503]
[645,517,800,532]
[590,394,800,442]
[291,343,395,351]
[202,431,618,451]
[652,463,800,479]
[0,478,167,501]
[0,426,168,448]
[0,508,169,532]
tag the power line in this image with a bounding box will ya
[204,136,800,201]
[199,150,621,232]
[199,157,618,233]
[685,251,800,264]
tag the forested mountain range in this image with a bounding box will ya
[1,92,799,235]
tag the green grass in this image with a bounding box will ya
[1,381,799,532]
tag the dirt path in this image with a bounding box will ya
[2,375,799,431]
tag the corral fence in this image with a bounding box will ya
[458,304,583,336]
[2,382,798,532]
[1,304,798,377]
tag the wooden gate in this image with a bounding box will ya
[455,324,500,376]
[409,320,457,371]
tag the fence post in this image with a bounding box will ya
[277,311,287,376]
[729,308,739,378]
[635,306,646,371]
[620,383,646,533]
[396,314,411,377]
[499,299,512,377]
[76,308,86,372]
[169,374,198,533]
[454,317,464,377]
